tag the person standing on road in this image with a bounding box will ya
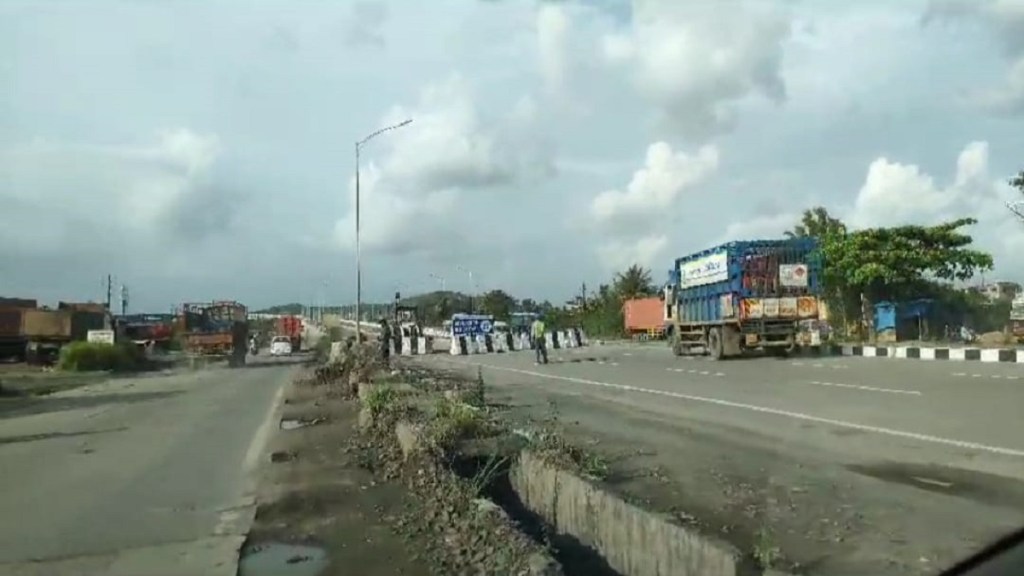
[379,317,391,365]
[531,316,548,365]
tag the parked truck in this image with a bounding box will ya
[0,300,109,364]
[662,238,823,360]
[623,297,666,341]
[275,315,303,351]
[0,307,73,364]
[179,301,248,363]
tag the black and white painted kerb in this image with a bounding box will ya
[809,344,1024,363]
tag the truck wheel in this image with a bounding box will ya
[707,328,724,360]
[671,338,685,356]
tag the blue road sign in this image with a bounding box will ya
[450,314,495,337]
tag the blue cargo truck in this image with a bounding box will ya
[661,238,823,360]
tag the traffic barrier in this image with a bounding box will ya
[400,336,432,356]
[447,329,593,356]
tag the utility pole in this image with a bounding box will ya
[354,118,414,344]
[581,282,588,312]
[119,284,129,316]
[105,274,113,311]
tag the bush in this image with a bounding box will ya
[58,342,146,372]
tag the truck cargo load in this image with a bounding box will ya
[623,297,666,340]
[0,297,38,309]
[21,309,72,339]
[179,301,248,359]
[275,315,303,351]
[0,308,73,364]
[70,310,107,342]
[664,238,822,359]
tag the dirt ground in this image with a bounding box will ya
[245,377,432,576]
[244,360,555,576]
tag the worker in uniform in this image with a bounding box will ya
[530,316,548,365]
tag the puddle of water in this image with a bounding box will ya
[279,417,326,431]
[238,542,328,576]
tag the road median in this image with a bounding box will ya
[248,342,799,576]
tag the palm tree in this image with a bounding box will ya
[785,206,847,239]
[613,265,654,301]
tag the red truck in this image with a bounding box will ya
[623,297,666,341]
[276,315,303,351]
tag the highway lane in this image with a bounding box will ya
[0,357,296,576]
[415,346,1024,576]
[548,344,1024,462]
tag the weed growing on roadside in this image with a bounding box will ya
[429,397,492,453]
[468,453,509,496]
[531,431,610,481]
[364,385,401,417]
[463,366,486,407]
[753,525,782,569]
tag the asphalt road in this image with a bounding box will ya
[0,356,297,576]
[416,344,1024,576]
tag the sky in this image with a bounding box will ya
[2,0,1024,311]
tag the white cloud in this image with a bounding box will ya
[602,0,791,135]
[3,1,1024,308]
[722,141,1024,280]
[333,74,551,257]
[923,0,1024,114]
[596,234,669,273]
[0,129,225,254]
[720,212,800,244]
[537,4,570,95]
[591,141,719,269]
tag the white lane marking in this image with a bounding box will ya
[666,368,724,377]
[807,380,921,396]
[793,361,849,370]
[951,373,1020,381]
[478,363,1024,457]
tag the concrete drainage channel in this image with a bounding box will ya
[451,452,621,576]
[401,423,786,576]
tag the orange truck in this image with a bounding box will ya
[275,315,303,351]
[623,297,666,341]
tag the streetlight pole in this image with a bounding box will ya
[354,118,413,344]
[457,265,476,313]
[429,273,446,292]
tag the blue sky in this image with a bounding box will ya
[2,0,1023,311]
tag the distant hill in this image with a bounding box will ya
[254,303,305,315]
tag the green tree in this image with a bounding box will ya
[825,218,992,302]
[1011,170,1024,192]
[785,206,847,239]
[480,289,516,319]
[612,265,654,301]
